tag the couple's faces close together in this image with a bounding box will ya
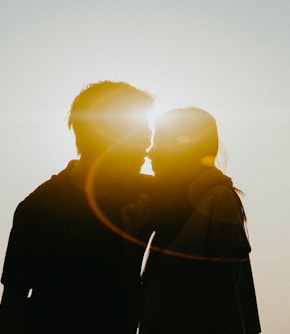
[99,110,197,180]
[93,111,212,179]
[79,103,217,180]
[69,83,218,179]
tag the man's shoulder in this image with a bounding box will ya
[17,160,78,210]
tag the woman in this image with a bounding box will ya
[139,107,261,334]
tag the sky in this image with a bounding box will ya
[1,0,290,332]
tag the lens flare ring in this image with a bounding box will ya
[85,142,249,263]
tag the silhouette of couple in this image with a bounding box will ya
[0,81,261,334]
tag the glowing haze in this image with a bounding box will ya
[1,1,290,333]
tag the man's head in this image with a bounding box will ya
[68,81,153,172]
[149,107,218,181]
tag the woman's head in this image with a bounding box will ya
[149,107,219,181]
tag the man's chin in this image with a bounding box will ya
[124,158,146,175]
[152,171,170,181]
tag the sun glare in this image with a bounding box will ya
[140,156,153,175]
[140,107,159,175]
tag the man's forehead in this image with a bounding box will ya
[72,108,148,124]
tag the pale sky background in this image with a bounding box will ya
[1,0,290,332]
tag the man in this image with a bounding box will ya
[0,81,154,333]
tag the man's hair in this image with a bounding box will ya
[68,81,153,155]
